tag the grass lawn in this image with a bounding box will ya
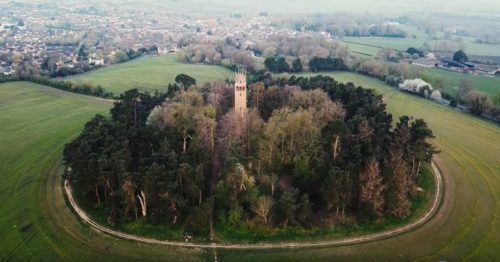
[409,66,500,97]
[61,55,234,95]
[0,82,205,261]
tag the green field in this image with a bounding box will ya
[1,70,499,261]
[410,66,500,97]
[342,24,500,58]
[245,71,499,260]
[0,82,205,261]
[62,55,234,95]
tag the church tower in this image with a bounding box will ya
[234,69,247,116]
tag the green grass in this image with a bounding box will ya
[342,24,500,58]
[1,68,499,260]
[0,82,205,261]
[61,55,234,95]
[234,71,498,261]
[409,66,500,97]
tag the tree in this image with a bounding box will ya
[453,50,469,63]
[276,57,289,73]
[377,48,402,62]
[264,57,276,72]
[122,177,138,220]
[12,54,39,77]
[398,79,441,99]
[250,82,265,110]
[64,75,437,233]
[175,73,196,88]
[386,149,411,218]
[464,90,493,115]
[163,89,203,154]
[260,108,321,171]
[291,58,303,72]
[296,193,312,224]
[309,56,347,72]
[278,188,298,228]
[356,59,386,79]
[218,109,264,159]
[359,159,385,218]
[458,79,474,98]
[409,119,437,176]
[386,118,412,218]
[406,47,424,58]
[264,57,289,73]
[322,119,347,162]
[252,196,274,225]
[78,44,88,62]
[262,47,276,58]
[113,51,129,64]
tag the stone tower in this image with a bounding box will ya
[234,69,247,116]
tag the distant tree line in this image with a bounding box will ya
[276,14,407,38]
[351,58,500,121]
[309,56,348,72]
[406,47,425,58]
[112,46,158,64]
[264,57,303,73]
[176,38,256,71]
[264,56,347,73]
[3,75,115,98]
[64,75,436,238]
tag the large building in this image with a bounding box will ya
[234,69,247,116]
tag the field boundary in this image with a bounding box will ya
[64,161,443,250]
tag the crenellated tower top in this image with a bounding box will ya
[234,68,247,116]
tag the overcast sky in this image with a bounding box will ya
[157,0,500,15]
[5,0,500,16]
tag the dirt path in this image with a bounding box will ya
[64,161,444,250]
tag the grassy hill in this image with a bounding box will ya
[0,82,203,261]
[1,72,499,260]
[61,55,234,95]
[246,71,499,260]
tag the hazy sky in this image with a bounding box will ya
[159,0,500,15]
[4,0,500,16]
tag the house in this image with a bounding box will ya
[474,64,499,75]
[441,59,473,69]
[56,56,64,67]
[3,67,15,76]
[413,58,439,68]
[88,56,105,66]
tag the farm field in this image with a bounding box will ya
[1,70,499,261]
[247,71,499,260]
[342,25,500,58]
[0,82,205,261]
[410,66,500,97]
[61,55,234,95]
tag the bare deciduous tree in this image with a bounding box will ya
[252,196,274,225]
[359,159,385,217]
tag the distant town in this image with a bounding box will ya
[2,1,500,79]
[0,1,295,76]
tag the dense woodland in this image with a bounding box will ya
[64,75,436,236]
